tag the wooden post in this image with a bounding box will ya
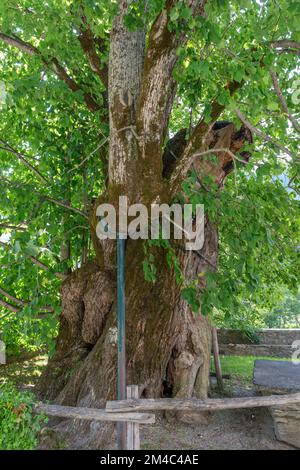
[126,386,133,450]
[212,326,223,391]
[132,385,141,450]
[126,385,140,450]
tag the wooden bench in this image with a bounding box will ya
[254,360,300,448]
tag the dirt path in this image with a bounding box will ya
[141,408,294,450]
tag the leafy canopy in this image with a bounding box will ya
[0,0,299,351]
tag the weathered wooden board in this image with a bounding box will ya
[254,360,300,392]
[126,385,140,450]
[35,403,155,424]
[212,326,223,390]
[106,392,300,412]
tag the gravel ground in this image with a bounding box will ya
[141,407,294,450]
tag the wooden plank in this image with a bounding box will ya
[126,386,134,450]
[131,385,140,450]
[106,392,300,413]
[35,403,155,424]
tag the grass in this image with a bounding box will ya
[212,355,299,382]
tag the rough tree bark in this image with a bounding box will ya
[37,0,252,449]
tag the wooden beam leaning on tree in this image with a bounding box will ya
[77,11,109,89]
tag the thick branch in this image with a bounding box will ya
[78,18,108,88]
[0,32,100,112]
[270,70,300,133]
[136,0,207,171]
[0,32,38,54]
[191,81,242,150]
[170,81,242,195]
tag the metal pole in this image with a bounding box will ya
[117,234,126,449]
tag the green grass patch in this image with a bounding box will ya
[212,355,298,381]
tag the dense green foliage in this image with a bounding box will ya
[0,382,46,449]
[265,287,300,328]
[0,0,299,353]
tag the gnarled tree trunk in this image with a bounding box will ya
[37,0,252,449]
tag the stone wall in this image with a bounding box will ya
[217,329,300,358]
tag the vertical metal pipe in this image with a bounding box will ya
[117,235,126,449]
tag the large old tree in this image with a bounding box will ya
[0,0,299,448]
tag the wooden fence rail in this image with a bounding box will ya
[35,386,154,450]
[106,392,300,413]
[35,403,155,424]
[126,385,140,450]
[35,388,300,450]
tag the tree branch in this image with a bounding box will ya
[235,108,296,159]
[136,0,207,170]
[0,298,54,319]
[269,70,300,133]
[0,287,55,316]
[0,222,27,231]
[0,32,101,112]
[0,139,49,183]
[44,195,88,219]
[0,176,88,219]
[78,15,108,88]
[193,147,249,164]
[28,255,66,280]
[271,39,300,55]
[0,240,66,280]
[0,287,27,306]
[288,174,300,196]
[170,80,242,195]
[0,297,19,312]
